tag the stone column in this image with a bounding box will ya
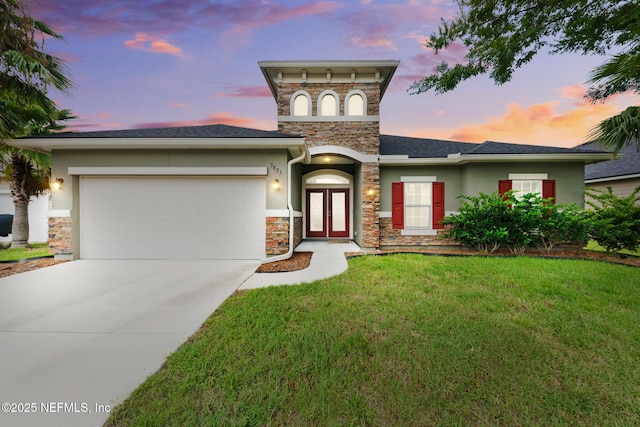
[361,162,380,249]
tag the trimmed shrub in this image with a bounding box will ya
[442,191,591,254]
[586,186,640,253]
[441,191,512,253]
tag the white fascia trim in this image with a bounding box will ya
[509,173,548,180]
[380,153,613,165]
[309,145,379,163]
[401,229,438,236]
[278,115,380,123]
[68,167,268,176]
[9,138,307,153]
[586,173,640,184]
[379,211,391,218]
[48,209,71,218]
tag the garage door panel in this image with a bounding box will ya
[80,177,265,260]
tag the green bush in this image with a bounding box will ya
[537,203,591,254]
[586,186,640,253]
[441,191,512,253]
[442,191,591,254]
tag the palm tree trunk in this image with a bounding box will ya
[10,153,32,248]
[11,200,29,248]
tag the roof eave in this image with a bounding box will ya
[380,153,613,165]
[8,137,309,158]
[585,173,640,184]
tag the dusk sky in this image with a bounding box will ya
[26,0,640,148]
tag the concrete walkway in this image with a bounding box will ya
[240,240,362,289]
[0,260,258,427]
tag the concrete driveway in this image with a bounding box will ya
[0,259,258,427]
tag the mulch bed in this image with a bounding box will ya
[255,252,313,273]
[0,258,68,278]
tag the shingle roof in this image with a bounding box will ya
[380,135,477,157]
[22,124,299,139]
[380,135,605,158]
[581,142,640,180]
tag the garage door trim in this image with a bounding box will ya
[69,166,267,176]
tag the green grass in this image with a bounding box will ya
[106,255,640,426]
[0,242,51,261]
[585,240,640,257]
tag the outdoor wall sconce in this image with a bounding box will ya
[367,188,375,196]
[272,179,280,191]
[51,178,64,191]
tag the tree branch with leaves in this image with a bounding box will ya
[410,0,640,153]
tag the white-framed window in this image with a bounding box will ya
[404,182,431,228]
[345,90,366,116]
[509,173,547,200]
[291,91,311,116]
[318,90,339,116]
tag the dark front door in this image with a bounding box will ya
[306,189,349,238]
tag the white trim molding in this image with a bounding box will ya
[68,167,268,176]
[278,115,380,123]
[508,173,548,180]
[401,229,438,236]
[266,209,303,218]
[309,145,378,163]
[401,176,437,182]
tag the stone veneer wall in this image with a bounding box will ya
[379,218,460,248]
[276,82,381,155]
[361,163,380,248]
[266,216,303,256]
[48,216,72,255]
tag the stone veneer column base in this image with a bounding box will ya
[266,216,303,256]
[48,216,73,257]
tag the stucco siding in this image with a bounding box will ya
[379,166,463,212]
[51,149,290,211]
[462,162,586,207]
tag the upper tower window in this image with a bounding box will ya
[345,90,366,116]
[291,91,311,116]
[318,90,339,116]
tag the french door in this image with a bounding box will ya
[306,189,349,238]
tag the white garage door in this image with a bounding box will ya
[79,176,265,260]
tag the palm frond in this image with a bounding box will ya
[587,106,640,154]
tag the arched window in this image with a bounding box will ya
[306,173,350,185]
[345,90,367,116]
[291,91,311,116]
[318,91,339,116]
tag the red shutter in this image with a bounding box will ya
[498,180,512,198]
[432,182,445,229]
[542,179,556,204]
[391,182,404,229]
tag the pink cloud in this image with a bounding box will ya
[222,1,342,46]
[409,100,623,148]
[350,37,396,49]
[218,86,273,98]
[124,33,183,56]
[133,113,274,130]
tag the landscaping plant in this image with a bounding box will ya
[442,191,590,253]
[440,191,511,253]
[586,186,640,253]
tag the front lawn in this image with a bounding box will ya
[0,243,51,261]
[106,255,640,426]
